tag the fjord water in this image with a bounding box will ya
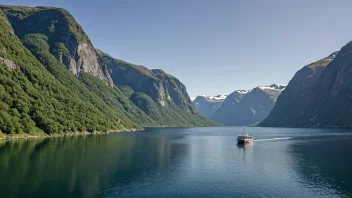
[1,127,352,197]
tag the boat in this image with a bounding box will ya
[237,127,253,144]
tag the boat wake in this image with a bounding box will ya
[255,137,291,142]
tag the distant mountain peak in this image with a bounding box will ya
[257,84,286,91]
[234,90,250,94]
[194,83,286,125]
[208,95,228,100]
[192,94,226,118]
[195,94,228,101]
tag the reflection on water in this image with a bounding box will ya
[236,143,253,163]
[0,127,351,197]
[236,142,253,150]
[0,134,188,198]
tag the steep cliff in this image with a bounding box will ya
[260,51,349,127]
[98,50,216,126]
[0,5,217,136]
[1,5,113,84]
[0,9,138,134]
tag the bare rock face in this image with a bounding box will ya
[150,70,168,106]
[62,41,113,84]
[151,69,193,107]
[96,50,216,126]
[55,36,113,85]
[2,6,113,85]
[68,56,77,74]
[102,54,168,106]
[77,42,99,75]
[0,56,17,71]
[99,51,196,111]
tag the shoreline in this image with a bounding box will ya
[0,128,142,141]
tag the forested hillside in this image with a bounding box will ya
[0,5,216,137]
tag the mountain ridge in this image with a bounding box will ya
[0,5,114,84]
[259,50,348,127]
[0,5,217,136]
[98,50,216,126]
[192,84,285,126]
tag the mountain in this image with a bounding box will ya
[259,51,344,127]
[0,5,216,136]
[192,94,227,118]
[2,5,113,84]
[98,50,216,126]
[210,85,286,126]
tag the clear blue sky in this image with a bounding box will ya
[3,0,352,96]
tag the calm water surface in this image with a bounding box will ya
[1,127,352,197]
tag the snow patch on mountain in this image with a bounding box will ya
[258,84,286,91]
[208,95,228,100]
[235,90,250,94]
[195,94,228,101]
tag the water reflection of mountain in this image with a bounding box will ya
[289,137,352,197]
[0,134,189,198]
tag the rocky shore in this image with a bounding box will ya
[0,128,141,141]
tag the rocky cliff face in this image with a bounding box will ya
[99,51,192,108]
[98,50,215,126]
[0,8,140,134]
[0,56,17,71]
[1,5,113,84]
[151,69,194,111]
[100,52,166,105]
[211,85,285,126]
[0,4,217,135]
[260,50,351,127]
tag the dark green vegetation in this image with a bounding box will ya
[0,134,176,197]
[0,8,133,135]
[259,52,345,127]
[0,5,216,136]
